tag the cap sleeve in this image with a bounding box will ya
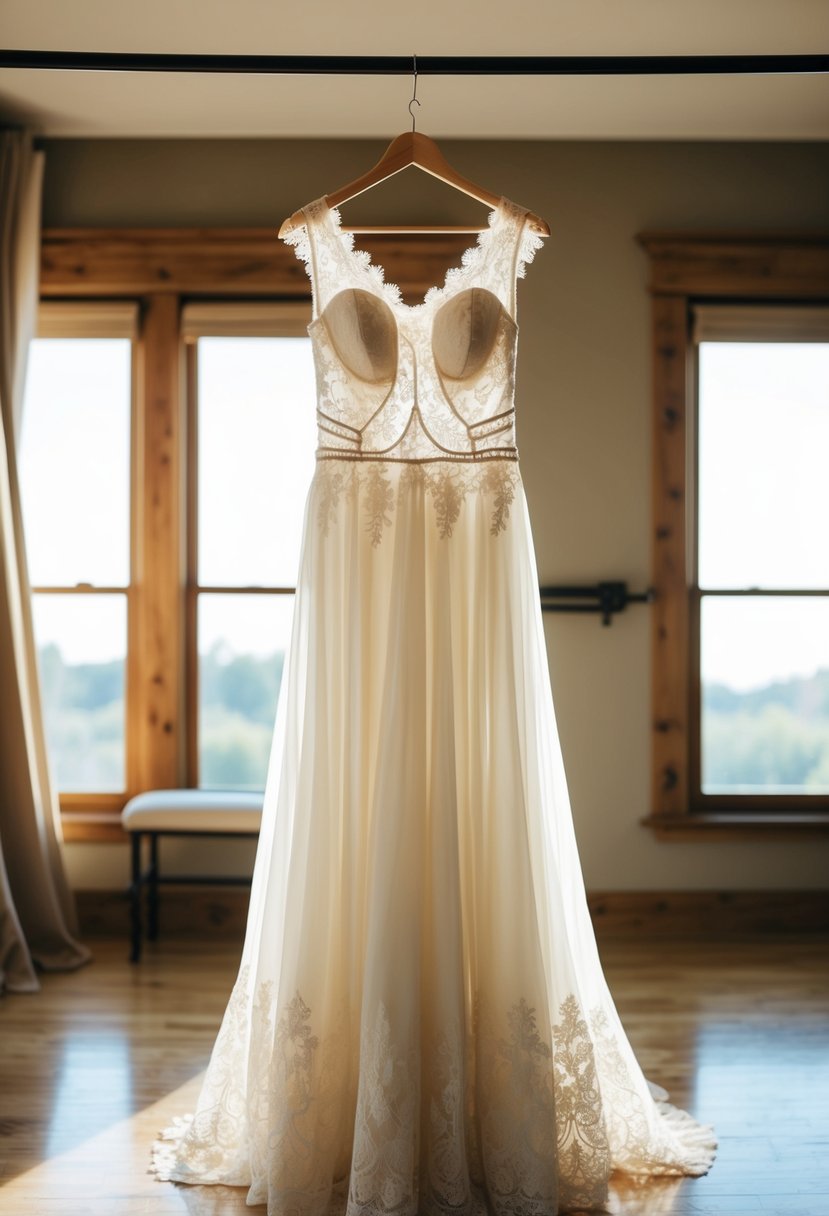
[516,217,546,281]
[282,217,312,276]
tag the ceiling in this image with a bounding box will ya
[2,0,828,140]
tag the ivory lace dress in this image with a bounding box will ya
[152,195,716,1213]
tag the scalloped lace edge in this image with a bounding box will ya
[285,197,528,314]
[516,222,545,280]
[327,197,506,314]
[284,197,546,318]
[283,197,545,314]
[282,219,313,275]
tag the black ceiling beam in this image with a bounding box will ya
[1,51,828,76]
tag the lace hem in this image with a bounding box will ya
[652,1101,717,1176]
[150,1113,194,1180]
[589,1007,717,1178]
[150,1109,716,1204]
[150,985,715,1211]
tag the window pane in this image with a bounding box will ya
[198,593,294,790]
[698,342,829,590]
[20,339,132,586]
[32,593,127,793]
[701,595,829,795]
[197,338,316,587]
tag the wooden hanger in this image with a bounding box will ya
[278,62,550,240]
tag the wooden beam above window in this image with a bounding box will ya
[637,231,829,298]
[40,228,474,302]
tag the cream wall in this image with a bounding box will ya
[42,137,829,892]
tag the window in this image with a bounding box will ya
[693,307,829,800]
[638,232,829,836]
[20,300,318,805]
[19,303,138,810]
[182,304,316,789]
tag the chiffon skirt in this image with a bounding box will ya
[153,458,716,1214]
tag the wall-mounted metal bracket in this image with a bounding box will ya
[539,581,654,626]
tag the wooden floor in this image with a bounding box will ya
[0,933,827,1216]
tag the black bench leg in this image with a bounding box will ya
[130,832,143,963]
[148,832,159,942]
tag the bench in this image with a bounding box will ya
[121,789,263,962]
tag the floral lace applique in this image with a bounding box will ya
[589,1008,717,1178]
[258,996,352,1210]
[480,462,517,536]
[427,1013,470,1209]
[314,459,520,544]
[427,466,465,540]
[552,995,610,1210]
[152,979,715,1213]
[477,995,558,1215]
[317,464,347,540]
[348,1001,418,1211]
[363,465,395,547]
[151,965,255,1184]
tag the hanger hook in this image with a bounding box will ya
[408,52,421,132]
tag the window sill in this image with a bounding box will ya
[61,813,127,844]
[641,812,829,841]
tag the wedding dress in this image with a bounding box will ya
[152,194,716,1213]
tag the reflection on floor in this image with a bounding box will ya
[0,935,826,1215]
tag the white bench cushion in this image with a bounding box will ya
[121,789,263,833]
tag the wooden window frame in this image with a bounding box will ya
[31,302,140,821]
[636,231,829,840]
[40,226,473,842]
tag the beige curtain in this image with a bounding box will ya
[0,129,91,994]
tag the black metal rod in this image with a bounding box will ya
[538,583,653,601]
[539,586,651,602]
[1,51,827,76]
[541,603,612,613]
[539,581,654,625]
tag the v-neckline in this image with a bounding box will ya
[319,194,507,316]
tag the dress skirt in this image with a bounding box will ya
[154,458,716,1215]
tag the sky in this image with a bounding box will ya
[19,334,829,694]
[697,342,829,691]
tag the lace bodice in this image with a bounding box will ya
[283,195,544,464]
